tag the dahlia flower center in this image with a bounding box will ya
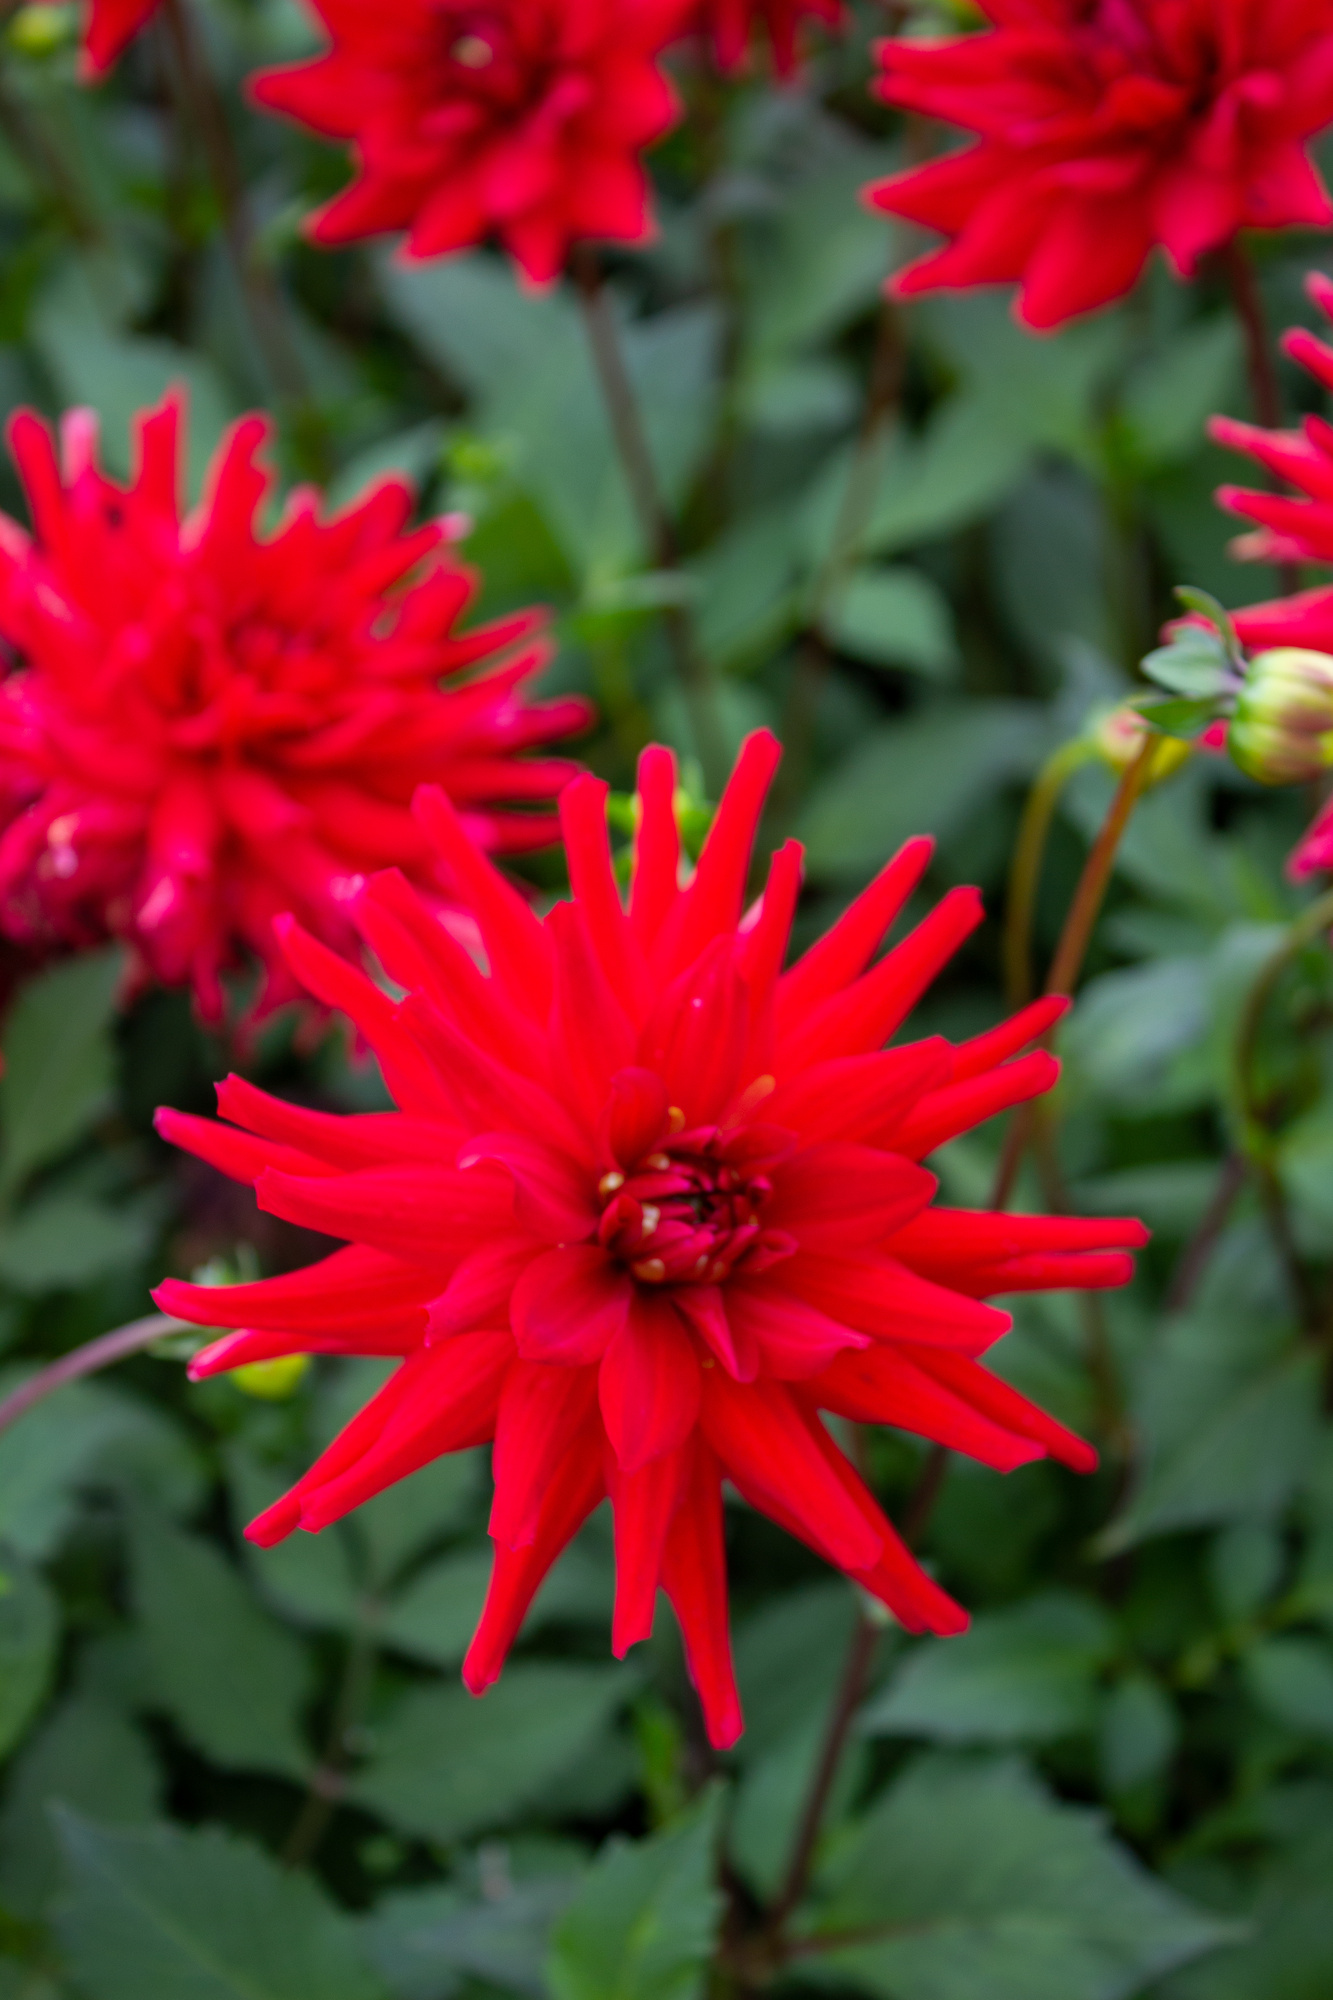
[437,6,539,109]
[595,1128,796,1288]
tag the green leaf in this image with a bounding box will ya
[805,1755,1232,2000]
[825,567,959,679]
[0,1552,57,1758]
[349,1664,632,1846]
[798,701,1047,881]
[128,1512,311,1779]
[0,1694,158,1921]
[1158,1827,1333,2000]
[31,267,234,498]
[1120,318,1242,469]
[1132,693,1230,740]
[0,1375,202,1562]
[1098,1675,1179,1795]
[0,1192,157,1294]
[1141,628,1235,699]
[379,1534,613,1671]
[861,1594,1116,1746]
[227,1446,360,1634]
[1099,1316,1321,1554]
[548,1785,724,2000]
[367,1870,579,2000]
[1243,1638,1333,1743]
[0,949,123,1199]
[52,1812,386,2000]
[744,141,896,364]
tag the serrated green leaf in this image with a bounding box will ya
[349,1664,632,1846]
[804,1755,1232,2000]
[548,1785,724,2000]
[1132,693,1230,739]
[128,1513,311,1779]
[861,1594,1115,1746]
[52,1812,385,2000]
[0,1694,158,1921]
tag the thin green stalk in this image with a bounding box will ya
[570,245,728,795]
[992,736,1156,1210]
[1003,739,1097,1008]
[1233,886,1333,1333]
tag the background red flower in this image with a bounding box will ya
[0,394,587,1021]
[155,730,1145,1747]
[867,0,1333,329]
[251,0,688,286]
[694,0,841,78]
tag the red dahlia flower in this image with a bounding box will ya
[1212,270,1333,652]
[35,0,159,77]
[0,395,586,1021]
[250,0,687,286]
[154,732,1145,1745]
[694,0,841,77]
[867,0,1333,330]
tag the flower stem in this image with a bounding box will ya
[281,1603,379,1868]
[779,298,907,810]
[765,1611,879,1934]
[570,245,728,794]
[1164,1150,1248,1314]
[0,1314,185,1436]
[0,50,98,241]
[1003,740,1097,1008]
[1218,236,1300,597]
[991,735,1155,1210]
[157,0,307,409]
[1233,886,1333,1332]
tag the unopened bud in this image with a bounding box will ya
[1091,705,1191,787]
[230,1354,310,1401]
[8,4,74,54]
[1229,648,1333,786]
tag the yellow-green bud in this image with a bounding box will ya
[1091,705,1191,787]
[229,1354,310,1401]
[8,5,74,55]
[1229,648,1333,786]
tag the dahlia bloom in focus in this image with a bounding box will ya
[695,0,841,78]
[251,0,686,286]
[154,731,1145,1745]
[867,0,1333,330]
[0,395,586,1020]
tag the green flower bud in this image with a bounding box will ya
[8,4,74,54]
[1090,704,1191,787]
[1229,648,1333,786]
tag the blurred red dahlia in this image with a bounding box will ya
[250,0,687,286]
[0,394,587,1021]
[867,0,1333,330]
[1212,270,1333,650]
[154,731,1145,1746]
[39,0,160,77]
[694,0,841,78]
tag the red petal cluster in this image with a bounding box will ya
[867,0,1333,330]
[1212,270,1333,642]
[251,0,687,286]
[1209,270,1333,877]
[0,395,587,1020]
[64,0,159,76]
[694,0,841,77]
[154,731,1145,1746]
